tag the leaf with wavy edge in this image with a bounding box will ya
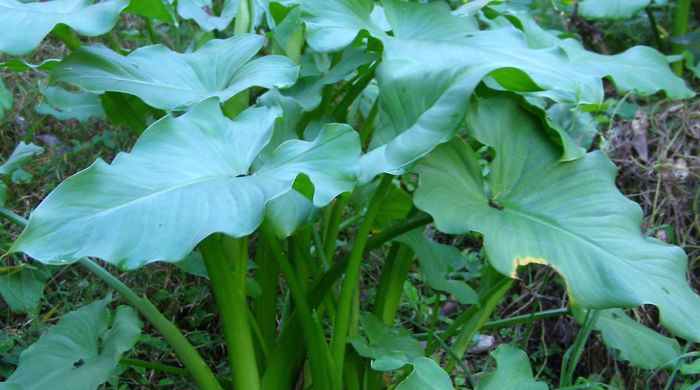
[413,95,700,342]
[0,0,129,56]
[301,0,692,183]
[572,307,681,369]
[476,345,547,390]
[50,34,298,111]
[35,86,105,122]
[177,0,237,31]
[579,0,650,20]
[12,100,359,269]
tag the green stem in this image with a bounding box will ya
[449,277,514,360]
[119,358,188,376]
[373,243,414,325]
[324,196,348,263]
[0,206,27,227]
[645,8,665,52]
[78,259,222,390]
[144,18,158,44]
[560,309,600,387]
[365,213,432,252]
[482,307,571,331]
[261,209,433,387]
[260,223,338,390]
[672,0,691,75]
[359,99,379,150]
[200,234,260,390]
[413,307,572,340]
[330,174,393,386]
[426,275,513,356]
[0,214,219,389]
[253,244,279,352]
[332,62,378,122]
[663,343,693,390]
[234,0,251,35]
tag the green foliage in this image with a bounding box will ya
[0,296,142,390]
[572,307,681,369]
[34,86,105,122]
[413,95,700,342]
[0,0,697,388]
[476,345,548,390]
[0,0,129,56]
[51,34,298,110]
[13,101,359,269]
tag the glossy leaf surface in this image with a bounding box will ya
[0,0,128,56]
[413,95,700,342]
[301,0,692,183]
[13,100,359,269]
[51,34,298,110]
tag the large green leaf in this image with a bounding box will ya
[50,34,298,111]
[35,86,105,122]
[0,263,50,314]
[0,0,129,56]
[177,0,237,31]
[0,296,141,390]
[349,313,453,390]
[13,100,359,269]
[412,95,700,342]
[476,345,548,390]
[301,0,385,53]
[572,307,681,369]
[301,0,692,183]
[578,0,650,20]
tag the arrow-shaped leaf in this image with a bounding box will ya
[413,95,700,342]
[13,100,359,269]
[0,0,129,56]
[50,34,298,111]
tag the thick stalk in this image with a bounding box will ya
[672,0,691,75]
[234,0,251,35]
[324,196,349,262]
[330,175,393,385]
[253,244,279,354]
[260,223,338,390]
[373,243,415,325]
[560,309,600,387]
[262,209,433,387]
[200,234,260,390]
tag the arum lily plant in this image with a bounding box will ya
[0,0,697,389]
